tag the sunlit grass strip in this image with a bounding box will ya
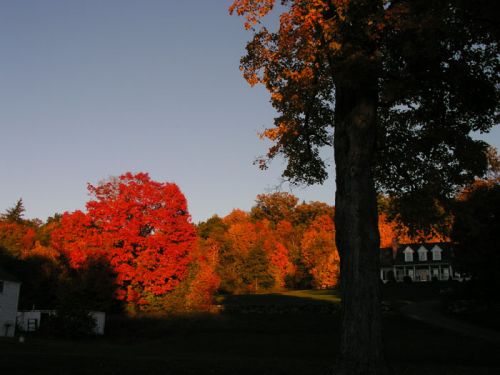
[281,290,341,304]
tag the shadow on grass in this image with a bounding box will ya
[382,281,456,302]
[2,290,499,375]
[3,311,499,375]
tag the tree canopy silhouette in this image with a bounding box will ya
[452,179,500,293]
[230,1,499,373]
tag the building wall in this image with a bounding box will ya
[0,280,21,337]
[16,310,41,332]
[91,311,106,335]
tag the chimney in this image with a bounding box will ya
[391,237,399,259]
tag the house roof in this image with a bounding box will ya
[380,242,454,266]
[0,266,20,282]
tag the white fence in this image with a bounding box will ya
[16,310,106,335]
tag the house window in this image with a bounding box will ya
[418,246,428,261]
[431,245,442,261]
[404,247,414,262]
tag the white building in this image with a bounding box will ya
[0,268,21,337]
[380,243,458,282]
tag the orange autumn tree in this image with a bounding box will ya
[212,209,296,293]
[301,214,340,288]
[225,217,259,257]
[378,213,449,249]
[52,172,197,312]
[266,240,295,288]
[250,192,299,225]
[199,195,338,292]
[185,238,221,311]
[0,221,36,257]
[258,219,295,289]
[220,212,275,292]
[0,201,63,310]
[0,199,37,257]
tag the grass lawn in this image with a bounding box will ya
[218,289,340,309]
[1,290,498,375]
[447,309,500,332]
[282,289,341,303]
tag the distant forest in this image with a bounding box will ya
[0,172,497,314]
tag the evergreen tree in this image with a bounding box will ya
[2,198,25,223]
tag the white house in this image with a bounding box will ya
[0,268,21,337]
[380,243,458,282]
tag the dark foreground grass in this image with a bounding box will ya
[1,292,499,375]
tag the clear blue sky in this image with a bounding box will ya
[0,1,498,223]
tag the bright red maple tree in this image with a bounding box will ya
[52,172,197,309]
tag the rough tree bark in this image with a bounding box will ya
[333,78,387,375]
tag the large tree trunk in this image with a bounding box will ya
[333,80,387,375]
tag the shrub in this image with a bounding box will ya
[39,310,96,338]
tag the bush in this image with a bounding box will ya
[38,309,96,338]
[403,276,413,283]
